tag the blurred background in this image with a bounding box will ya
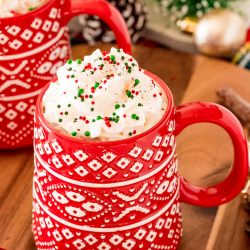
[69,0,250,69]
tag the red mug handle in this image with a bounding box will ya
[62,0,131,54]
[175,102,248,207]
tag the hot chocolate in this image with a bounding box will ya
[42,48,167,141]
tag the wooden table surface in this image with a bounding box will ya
[0,44,250,250]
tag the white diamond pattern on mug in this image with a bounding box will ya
[128,146,142,158]
[0,33,9,45]
[101,152,117,163]
[97,242,111,250]
[21,29,33,41]
[116,157,130,169]
[102,167,117,179]
[0,104,6,114]
[7,25,21,36]
[7,122,18,130]
[109,234,123,245]
[5,109,17,120]
[73,150,89,162]
[75,166,89,177]
[84,234,98,245]
[88,160,102,171]
[15,101,28,112]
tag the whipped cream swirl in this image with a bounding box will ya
[0,0,47,18]
[43,48,167,141]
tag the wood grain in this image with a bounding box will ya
[177,56,250,250]
[0,44,249,250]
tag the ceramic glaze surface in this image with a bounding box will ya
[32,71,248,250]
[0,0,131,149]
[33,109,181,250]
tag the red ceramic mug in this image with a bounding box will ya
[0,0,131,149]
[32,71,248,250]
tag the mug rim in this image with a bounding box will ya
[0,0,56,21]
[36,70,175,146]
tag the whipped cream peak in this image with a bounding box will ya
[43,48,167,141]
[0,0,47,18]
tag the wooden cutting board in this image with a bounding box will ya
[0,44,249,250]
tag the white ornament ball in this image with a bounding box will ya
[194,9,247,58]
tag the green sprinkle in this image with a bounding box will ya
[112,112,116,116]
[97,115,102,120]
[134,79,140,87]
[68,104,71,107]
[57,105,61,108]
[125,62,128,66]
[126,90,132,97]
[92,119,96,122]
[28,7,36,11]
[117,49,121,52]
[122,104,126,108]
[81,69,85,72]
[94,82,100,89]
[67,59,73,65]
[91,108,94,112]
[68,67,72,71]
[131,114,137,120]
[128,132,133,136]
[115,104,120,110]
[59,118,62,123]
[65,111,68,115]
[81,98,84,102]
[74,96,77,99]
[71,75,75,78]
[132,63,135,67]
[77,59,82,64]
[89,95,93,98]
[128,68,132,73]
[85,131,90,136]
[138,103,143,107]
[109,117,113,121]
[99,57,102,60]
[121,56,125,60]
[71,131,77,136]
[78,88,84,97]
[110,55,115,61]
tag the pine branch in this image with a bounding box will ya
[158,0,242,19]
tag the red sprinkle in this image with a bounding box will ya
[84,63,92,70]
[91,87,95,93]
[131,90,135,94]
[66,75,70,78]
[133,130,136,134]
[135,91,139,95]
[153,94,157,97]
[102,51,108,56]
[123,114,126,118]
[91,101,95,105]
[85,95,89,98]
[85,120,89,124]
[75,80,78,83]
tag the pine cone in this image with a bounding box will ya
[69,0,147,45]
